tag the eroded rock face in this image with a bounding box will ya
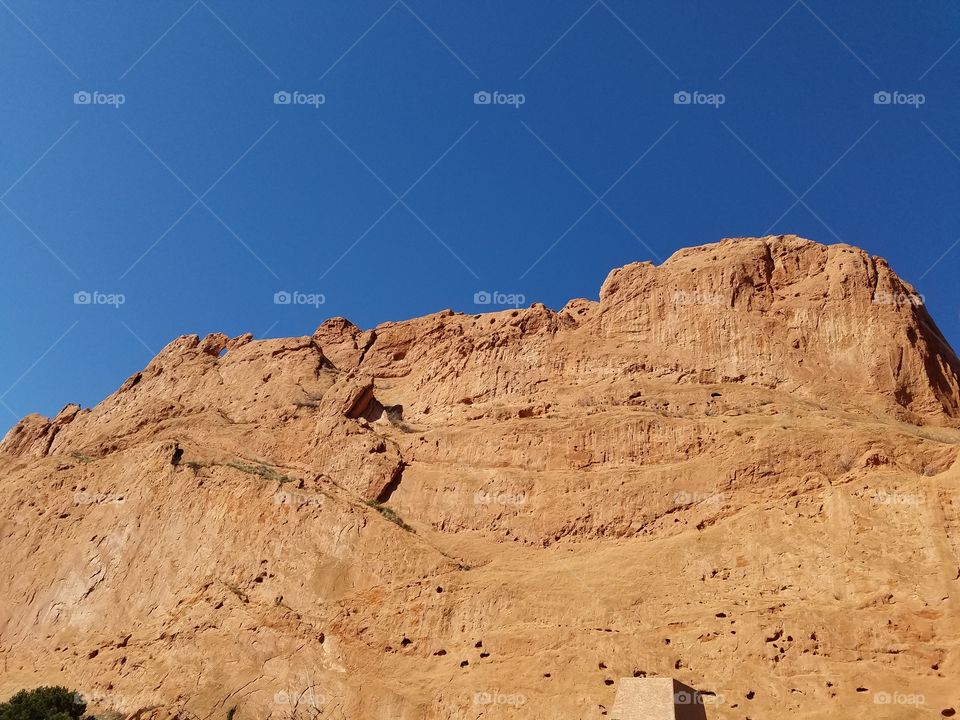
[312,317,375,370]
[2,235,959,720]
[596,237,960,419]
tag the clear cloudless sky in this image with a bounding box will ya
[2,1,959,434]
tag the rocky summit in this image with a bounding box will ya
[2,235,959,719]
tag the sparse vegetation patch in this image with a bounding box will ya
[365,500,415,533]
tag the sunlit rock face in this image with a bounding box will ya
[2,235,959,720]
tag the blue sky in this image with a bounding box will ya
[2,0,959,433]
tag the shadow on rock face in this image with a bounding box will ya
[673,680,708,720]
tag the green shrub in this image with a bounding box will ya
[226,461,292,484]
[365,500,415,533]
[0,687,91,720]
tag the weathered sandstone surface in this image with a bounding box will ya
[2,235,959,719]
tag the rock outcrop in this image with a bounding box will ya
[2,236,959,720]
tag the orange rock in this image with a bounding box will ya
[1,235,959,719]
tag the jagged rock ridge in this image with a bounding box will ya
[2,235,959,720]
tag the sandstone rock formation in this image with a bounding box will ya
[1,235,959,719]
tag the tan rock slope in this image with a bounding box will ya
[2,235,959,719]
